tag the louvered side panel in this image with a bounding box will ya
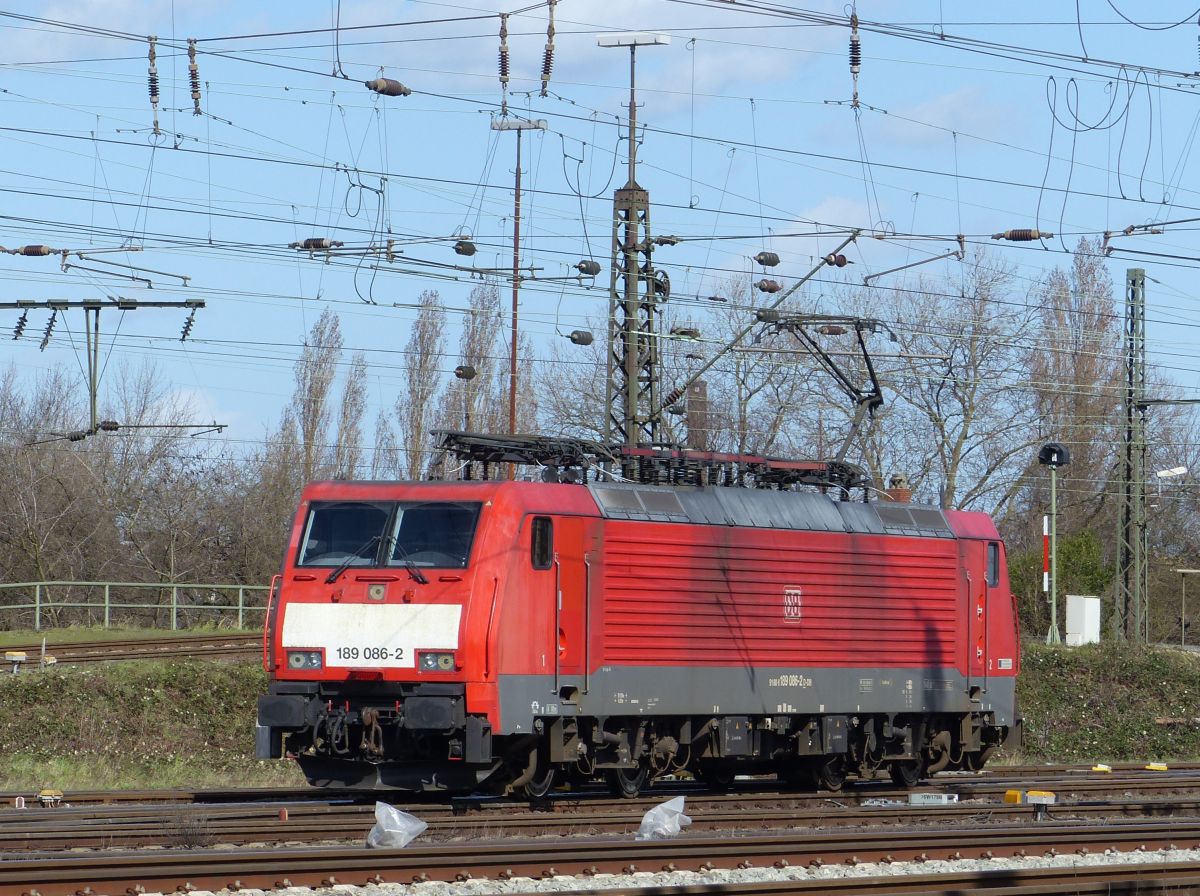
[599,521,962,669]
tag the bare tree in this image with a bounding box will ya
[536,315,607,441]
[869,253,1040,512]
[1027,237,1122,525]
[394,289,447,478]
[290,309,342,484]
[437,284,506,434]
[333,351,367,479]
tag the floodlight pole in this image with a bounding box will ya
[491,118,547,449]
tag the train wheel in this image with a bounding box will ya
[813,757,847,792]
[523,764,557,799]
[605,765,648,798]
[888,759,924,788]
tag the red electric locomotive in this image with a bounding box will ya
[256,436,1020,796]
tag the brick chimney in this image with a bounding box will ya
[884,473,912,504]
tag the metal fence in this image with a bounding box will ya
[0,581,269,631]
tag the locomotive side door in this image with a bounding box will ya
[961,539,990,698]
[552,516,591,694]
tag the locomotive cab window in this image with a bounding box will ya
[986,542,1000,587]
[531,517,553,570]
[297,500,482,569]
[297,501,391,566]
[386,501,482,570]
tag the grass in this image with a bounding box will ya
[0,657,304,792]
[1017,641,1200,764]
[1,631,1197,792]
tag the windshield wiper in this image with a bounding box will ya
[325,535,382,584]
[388,536,429,585]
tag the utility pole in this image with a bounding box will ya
[491,117,547,444]
[598,33,669,466]
[1116,269,1146,641]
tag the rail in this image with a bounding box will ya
[0,580,269,631]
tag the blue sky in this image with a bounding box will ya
[2,1,1199,451]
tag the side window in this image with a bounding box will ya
[531,517,553,570]
[986,542,1000,587]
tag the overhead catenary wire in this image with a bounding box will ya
[3,5,1200,460]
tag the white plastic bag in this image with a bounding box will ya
[366,801,428,848]
[635,795,692,840]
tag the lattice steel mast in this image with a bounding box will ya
[600,34,669,462]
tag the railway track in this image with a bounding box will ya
[2,818,1199,896]
[2,631,259,666]
[4,762,1197,810]
[5,765,1200,895]
[5,792,1200,851]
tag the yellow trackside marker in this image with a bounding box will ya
[1004,789,1024,803]
[1092,763,1112,772]
[1145,762,1169,771]
[1026,790,1056,804]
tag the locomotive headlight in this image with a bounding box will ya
[286,649,323,670]
[418,651,456,672]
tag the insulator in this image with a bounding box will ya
[179,309,196,342]
[147,35,160,136]
[540,45,555,97]
[454,364,477,380]
[15,245,54,256]
[568,329,593,346]
[39,310,56,351]
[576,259,601,276]
[706,294,728,303]
[818,324,847,336]
[754,251,780,267]
[540,0,556,97]
[66,430,87,442]
[661,386,685,408]
[755,308,781,323]
[666,404,686,416]
[653,234,680,246]
[453,239,477,257]
[147,36,159,101]
[97,420,120,432]
[756,278,781,293]
[498,14,510,86]
[187,37,202,115]
[365,78,411,97]
[290,237,344,250]
[12,310,27,340]
[991,228,1051,242]
[824,253,849,267]
[671,327,700,339]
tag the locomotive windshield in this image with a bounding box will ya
[297,500,482,570]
